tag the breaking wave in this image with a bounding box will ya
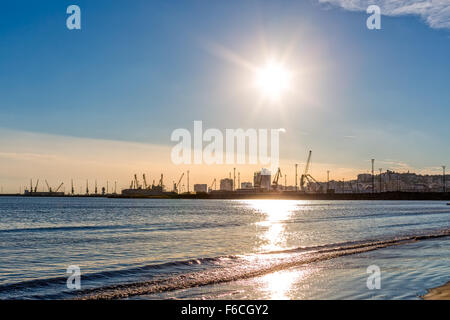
[74,228,450,300]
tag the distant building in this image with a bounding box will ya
[253,172,261,188]
[357,174,372,183]
[241,182,253,189]
[220,178,233,191]
[254,168,271,190]
[194,184,207,193]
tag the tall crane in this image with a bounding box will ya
[44,180,64,193]
[55,182,64,193]
[34,179,39,193]
[272,168,283,190]
[187,171,189,193]
[300,151,321,192]
[45,180,52,192]
[143,174,148,189]
[134,174,141,189]
[159,174,164,189]
[174,172,184,193]
[209,178,216,192]
[238,172,240,190]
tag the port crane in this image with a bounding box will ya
[272,168,283,190]
[134,174,141,189]
[174,172,184,193]
[56,183,64,193]
[159,174,164,189]
[209,178,216,192]
[45,180,52,192]
[143,174,148,189]
[44,180,64,193]
[29,179,40,193]
[300,151,321,192]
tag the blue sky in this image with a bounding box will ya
[0,0,449,189]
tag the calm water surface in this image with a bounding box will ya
[0,197,448,299]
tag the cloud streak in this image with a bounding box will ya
[318,0,450,29]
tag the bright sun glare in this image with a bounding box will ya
[255,61,292,101]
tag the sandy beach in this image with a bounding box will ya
[423,282,450,300]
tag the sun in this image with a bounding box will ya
[254,60,292,101]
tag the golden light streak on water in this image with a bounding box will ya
[244,200,302,252]
[259,268,309,299]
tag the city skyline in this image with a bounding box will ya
[1,125,447,194]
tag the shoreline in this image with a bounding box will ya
[423,282,450,300]
[1,191,449,201]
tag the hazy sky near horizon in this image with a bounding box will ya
[0,0,449,191]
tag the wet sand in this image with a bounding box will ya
[423,282,450,300]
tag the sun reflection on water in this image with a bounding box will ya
[259,268,309,299]
[245,200,300,252]
[241,200,314,299]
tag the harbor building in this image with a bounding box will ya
[240,182,253,189]
[220,178,233,191]
[254,168,271,190]
[194,184,208,193]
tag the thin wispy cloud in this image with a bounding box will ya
[378,159,412,171]
[318,0,450,29]
[0,152,58,161]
